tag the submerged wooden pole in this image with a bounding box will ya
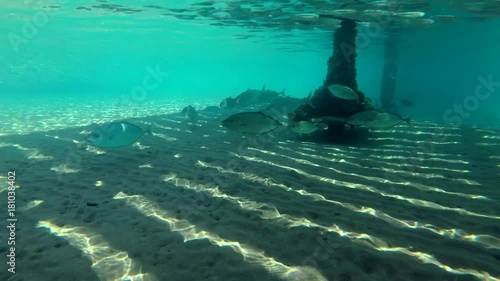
[289,19,366,141]
[325,19,359,92]
[380,29,400,112]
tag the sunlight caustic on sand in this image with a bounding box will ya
[113,192,329,281]
[234,152,499,220]
[197,161,500,251]
[36,221,156,281]
[161,170,499,280]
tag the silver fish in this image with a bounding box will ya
[313,116,349,123]
[85,121,152,148]
[258,86,286,103]
[327,84,359,101]
[222,111,283,134]
[347,110,410,128]
[203,106,221,112]
[263,97,304,115]
[289,121,328,134]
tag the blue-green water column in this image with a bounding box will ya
[380,30,400,112]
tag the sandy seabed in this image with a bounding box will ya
[0,99,499,281]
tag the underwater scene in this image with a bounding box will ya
[1,0,500,280]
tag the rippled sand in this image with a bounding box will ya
[0,100,499,281]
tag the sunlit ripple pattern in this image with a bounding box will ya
[275,146,485,199]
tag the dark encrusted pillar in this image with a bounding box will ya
[380,29,400,112]
[289,19,365,141]
[325,19,358,92]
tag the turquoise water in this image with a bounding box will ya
[1,1,500,126]
[1,1,500,281]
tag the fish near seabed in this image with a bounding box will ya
[263,97,305,116]
[222,111,283,134]
[235,88,262,107]
[305,91,317,108]
[258,86,287,103]
[375,112,411,127]
[289,121,328,135]
[220,97,237,109]
[85,121,152,148]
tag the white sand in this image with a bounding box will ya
[0,100,499,281]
